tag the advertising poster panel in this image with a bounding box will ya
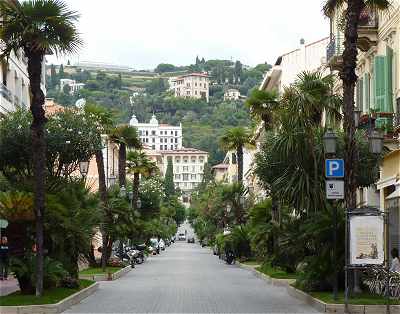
[350,215,384,265]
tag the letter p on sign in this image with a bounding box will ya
[325,159,344,178]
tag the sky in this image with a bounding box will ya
[47,0,330,70]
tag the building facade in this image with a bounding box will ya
[223,88,241,101]
[0,50,46,113]
[60,78,85,95]
[160,148,208,206]
[169,73,209,102]
[129,114,183,151]
[243,37,330,199]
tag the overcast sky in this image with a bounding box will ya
[47,0,329,70]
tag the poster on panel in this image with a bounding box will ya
[350,215,384,265]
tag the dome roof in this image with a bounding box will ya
[149,114,159,125]
[130,114,139,125]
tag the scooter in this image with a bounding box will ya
[225,251,235,265]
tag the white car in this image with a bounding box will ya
[159,239,166,251]
[149,238,160,254]
[178,233,186,241]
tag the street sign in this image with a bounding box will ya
[325,159,344,178]
[0,219,8,229]
[326,180,344,199]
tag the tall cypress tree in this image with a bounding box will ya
[164,157,175,199]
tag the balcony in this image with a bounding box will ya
[357,8,378,52]
[326,36,344,71]
[394,113,400,136]
[0,83,13,103]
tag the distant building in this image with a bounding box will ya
[60,78,85,95]
[224,88,241,101]
[129,113,183,151]
[74,61,133,72]
[212,163,229,182]
[0,50,45,113]
[169,73,209,102]
[161,148,208,206]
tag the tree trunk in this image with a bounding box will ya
[340,0,363,210]
[95,149,108,271]
[118,143,126,187]
[237,146,243,183]
[26,51,47,297]
[133,172,140,210]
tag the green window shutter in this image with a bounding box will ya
[363,73,370,112]
[386,46,393,112]
[373,56,387,112]
[356,78,364,110]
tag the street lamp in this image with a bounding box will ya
[323,129,337,154]
[368,130,384,154]
[354,109,362,128]
[79,160,90,178]
[226,204,231,213]
[136,199,142,209]
[119,185,126,198]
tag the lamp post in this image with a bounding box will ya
[79,160,90,178]
[323,129,338,301]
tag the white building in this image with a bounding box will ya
[169,73,209,102]
[0,50,46,114]
[224,89,241,101]
[161,148,208,206]
[60,78,85,95]
[129,114,183,151]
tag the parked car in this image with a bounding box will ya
[149,238,160,254]
[159,239,166,251]
[187,236,195,243]
[178,233,186,241]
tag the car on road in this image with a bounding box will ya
[178,233,186,241]
[187,236,195,243]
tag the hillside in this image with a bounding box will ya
[45,58,270,164]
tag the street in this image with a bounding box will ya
[65,225,319,314]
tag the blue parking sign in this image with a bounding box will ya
[325,159,344,178]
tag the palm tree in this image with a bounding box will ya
[323,0,390,209]
[219,127,253,183]
[245,89,279,132]
[127,151,157,209]
[84,103,114,271]
[0,0,81,296]
[109,125,141,188]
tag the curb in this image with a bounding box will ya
[79,265,132,281]
[237,263,400,314]
[0,281,99,314]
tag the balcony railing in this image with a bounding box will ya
[0,83,13,103]
[359,8,378,28]
[326,35,344,70]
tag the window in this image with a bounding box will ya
[191,174,196,180]
[171,131,173,135]
[151,130,156,135]
[175,174,181,180]
[183,158,188,163]
[175,138,178,143]
[139,130,142,136]
[184,182,188,188]
[152,145,155,150]
[363,73,370,112]
[175,166,180,173]
[192,166,196,172]
[170,138,174,143]
[183,166,189,172]
[152,138,155,143]
[171,145,173,150]
[145,131,148,136]
[195,82,197,87]
[160,145,163,150]
[191,156,196,163]
[175,157,180,163]
[199,157,204,163]
[195,90,197,95]
[186,91,190,96]
[164,145,167,150]
[160,138,163,143]
[183,174,189,181]
[175,131,178,136]
[174,145,178,149]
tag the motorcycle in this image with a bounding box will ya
[225,250,235,265]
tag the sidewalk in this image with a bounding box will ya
[0,277,20,296]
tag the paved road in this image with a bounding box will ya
[65,226,319,313]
